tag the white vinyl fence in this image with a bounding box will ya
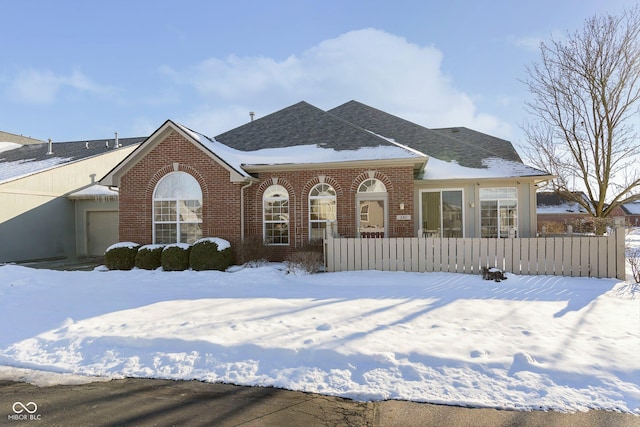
[324,229,626,279]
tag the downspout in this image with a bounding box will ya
[240,180,254,241]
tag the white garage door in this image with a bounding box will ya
[87,211,119,256]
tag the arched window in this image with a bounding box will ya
[153,172,202,244]
[309,183,336,240]
[358,178,386,193]
[357,178,387,237]
[263,184,289,245]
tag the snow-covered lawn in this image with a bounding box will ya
[0,230,639,414]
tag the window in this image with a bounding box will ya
[358,178,386,193]
[309,183,336,240]
[357,178,387,237]
[264,184,289,245]
[480,188,517,238]
[421,190,463,237]
[153,172,202,244]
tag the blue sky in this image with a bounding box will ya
[1,0,636,149]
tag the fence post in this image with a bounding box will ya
[615,220,626,280]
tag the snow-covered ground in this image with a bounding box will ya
[1,230,639,414]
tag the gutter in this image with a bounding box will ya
[240,179,256,241]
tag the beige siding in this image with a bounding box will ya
[0,146,137,262]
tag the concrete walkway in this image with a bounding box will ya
[13,256,104,271]
[1,378,637,427]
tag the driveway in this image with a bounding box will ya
[1,377,637,427]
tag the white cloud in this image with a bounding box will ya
[508,35,543,51]
[5,68,112,104]
[162,28,512,139]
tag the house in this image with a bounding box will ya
[101,101,553,260]
[621,200,640,226]
[536,191,592,234]
[0,136,143,262]
[537,191,632,234]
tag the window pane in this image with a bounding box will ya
[155,173,202,199]
[422,192,441,235]
[442,191,463,237]
[154,200,176,222]
[155,223,177,244]
[481,200,498,238]
[310,199,336,221]
[265,222,289,244]
[180,200,202,222]
[180,223,202,244]
[358,179,386,193]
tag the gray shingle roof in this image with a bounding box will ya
[328,100,521,168]
[215,101,399,152]
[0,137,145,183]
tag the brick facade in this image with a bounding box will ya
[119,131,416,260]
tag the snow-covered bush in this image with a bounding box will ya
[104,242,140,270]
[135,244,164,270]
[189,238,233,271]
[161,243,191,271]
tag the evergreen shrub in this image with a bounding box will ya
[161,244,191,271]
[190,238,233,271]
[104,242,140,270]
[135,245,164,270]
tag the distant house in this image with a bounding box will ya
[621,201,640,226]
[536,191,592,234]
[101,101,553,260]
[0,136,143,262]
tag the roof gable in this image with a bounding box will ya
[100,120,249,186]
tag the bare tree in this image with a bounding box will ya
[522,7,640,224]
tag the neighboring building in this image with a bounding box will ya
[536,191,591,234]
[0,130,44,146]
[621,200,640,226]
[102,101,553,260]
[0,136,143,262]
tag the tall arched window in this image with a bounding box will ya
[263,184,289,245]
[357,178,387,237]
[153,172,202,244]
[309,183,336,240]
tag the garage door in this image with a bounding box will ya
[87,211,119,256]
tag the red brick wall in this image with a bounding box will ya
[119,130,416,260]
[244,166,416,257]
[119,131,242,245]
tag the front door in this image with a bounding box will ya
[358,199,385,237]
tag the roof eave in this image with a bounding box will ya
[241,156,427,173]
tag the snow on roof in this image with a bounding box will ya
[420,156,549,180]
[178,123,423,176]
[67,184,119,200]
[0,157,73,184]
[0,142,22,154]
[624,201,640,215]
[537,203,588,214]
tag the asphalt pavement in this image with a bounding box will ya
[1,377,638,427]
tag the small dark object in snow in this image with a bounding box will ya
[481,266,508,282]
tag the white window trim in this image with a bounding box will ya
[308,183,337,241]
[356,178,388,237]
[419,188,465,238]
[152,172,203,244]
[263,184,290,246]
[479,187,518,238]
